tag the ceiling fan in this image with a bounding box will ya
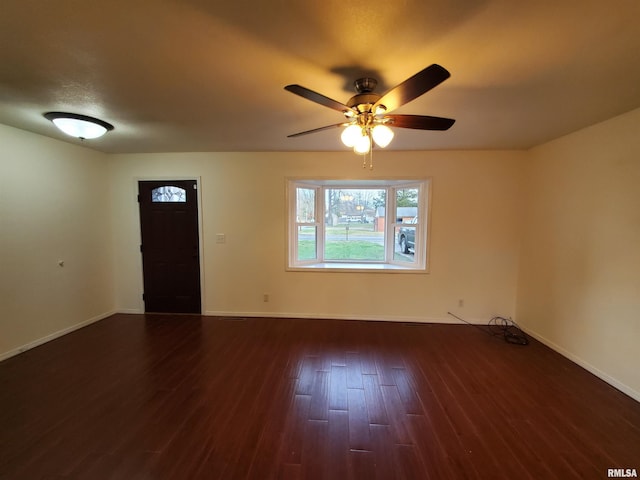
[284,64,455,166]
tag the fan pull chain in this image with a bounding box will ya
[363,150,374,169]
[362,134,374,170]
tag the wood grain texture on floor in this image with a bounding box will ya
[1,314,639,479]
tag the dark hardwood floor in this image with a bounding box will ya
[1,314,639,479]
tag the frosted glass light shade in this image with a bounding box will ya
[52,118,107,139]
[44,112,114,139]
[353,132,371,155]
[341,124,362,147]
[372,124,394,148]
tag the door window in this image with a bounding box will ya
[151,186,186,203]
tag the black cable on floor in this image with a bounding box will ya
[447,312,529,346]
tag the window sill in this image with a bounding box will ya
[287,262,428,273]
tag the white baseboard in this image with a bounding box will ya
[0,310,116,362]
[521,327,640,403]
[116,308,144,314]
[203,310,488,325]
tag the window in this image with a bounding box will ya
[287,179,430,272]
[151,186,186,203]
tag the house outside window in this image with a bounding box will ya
[287,179,431,272]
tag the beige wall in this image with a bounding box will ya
[0,124,115,359]
[109,150,525,323]
[517,108,640,399]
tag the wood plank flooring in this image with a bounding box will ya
[1,314,639,479]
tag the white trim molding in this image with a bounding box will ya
[0,311,116,362]
[204,310,489,325]
[522,327,640,403]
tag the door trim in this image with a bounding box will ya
[134,176,205,314]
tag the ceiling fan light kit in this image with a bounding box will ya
[44,112,114,140]
[285,64,455,169]
[371,124,394,148]
[353,131,372,156]
[340,124,362,147]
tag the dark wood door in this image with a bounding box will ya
[138,180,201,313]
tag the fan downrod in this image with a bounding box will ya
[354,78,377,94]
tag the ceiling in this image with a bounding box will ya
[1,0,639,154]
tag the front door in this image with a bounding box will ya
[138,180,201,314]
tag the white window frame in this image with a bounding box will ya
[292,182,322,266]
[286,178,431,273]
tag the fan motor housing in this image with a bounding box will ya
[347,93,381,112]
[347,77,382,113]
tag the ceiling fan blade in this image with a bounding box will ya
[385,114,455,130]
[287,122,348,138]
[285,84,355,115]
[373,64,451,113]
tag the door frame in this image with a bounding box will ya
[134,176,205,314]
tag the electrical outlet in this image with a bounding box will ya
[263,294,270,303]
[216,233,226,244]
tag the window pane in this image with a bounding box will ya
[296,188,315,223]
[324,188,385,261]
[395,187,418,221]
[297,225,317,260]
[395,187,419,263]
[288,179,428,271]
[395,226,417,264]
[152,186,186,202]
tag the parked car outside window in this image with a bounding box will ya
[398,216,418,254]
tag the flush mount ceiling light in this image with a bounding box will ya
[44,112,114,140]
[285,64,455,169]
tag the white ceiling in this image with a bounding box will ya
[1,0,639,154]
